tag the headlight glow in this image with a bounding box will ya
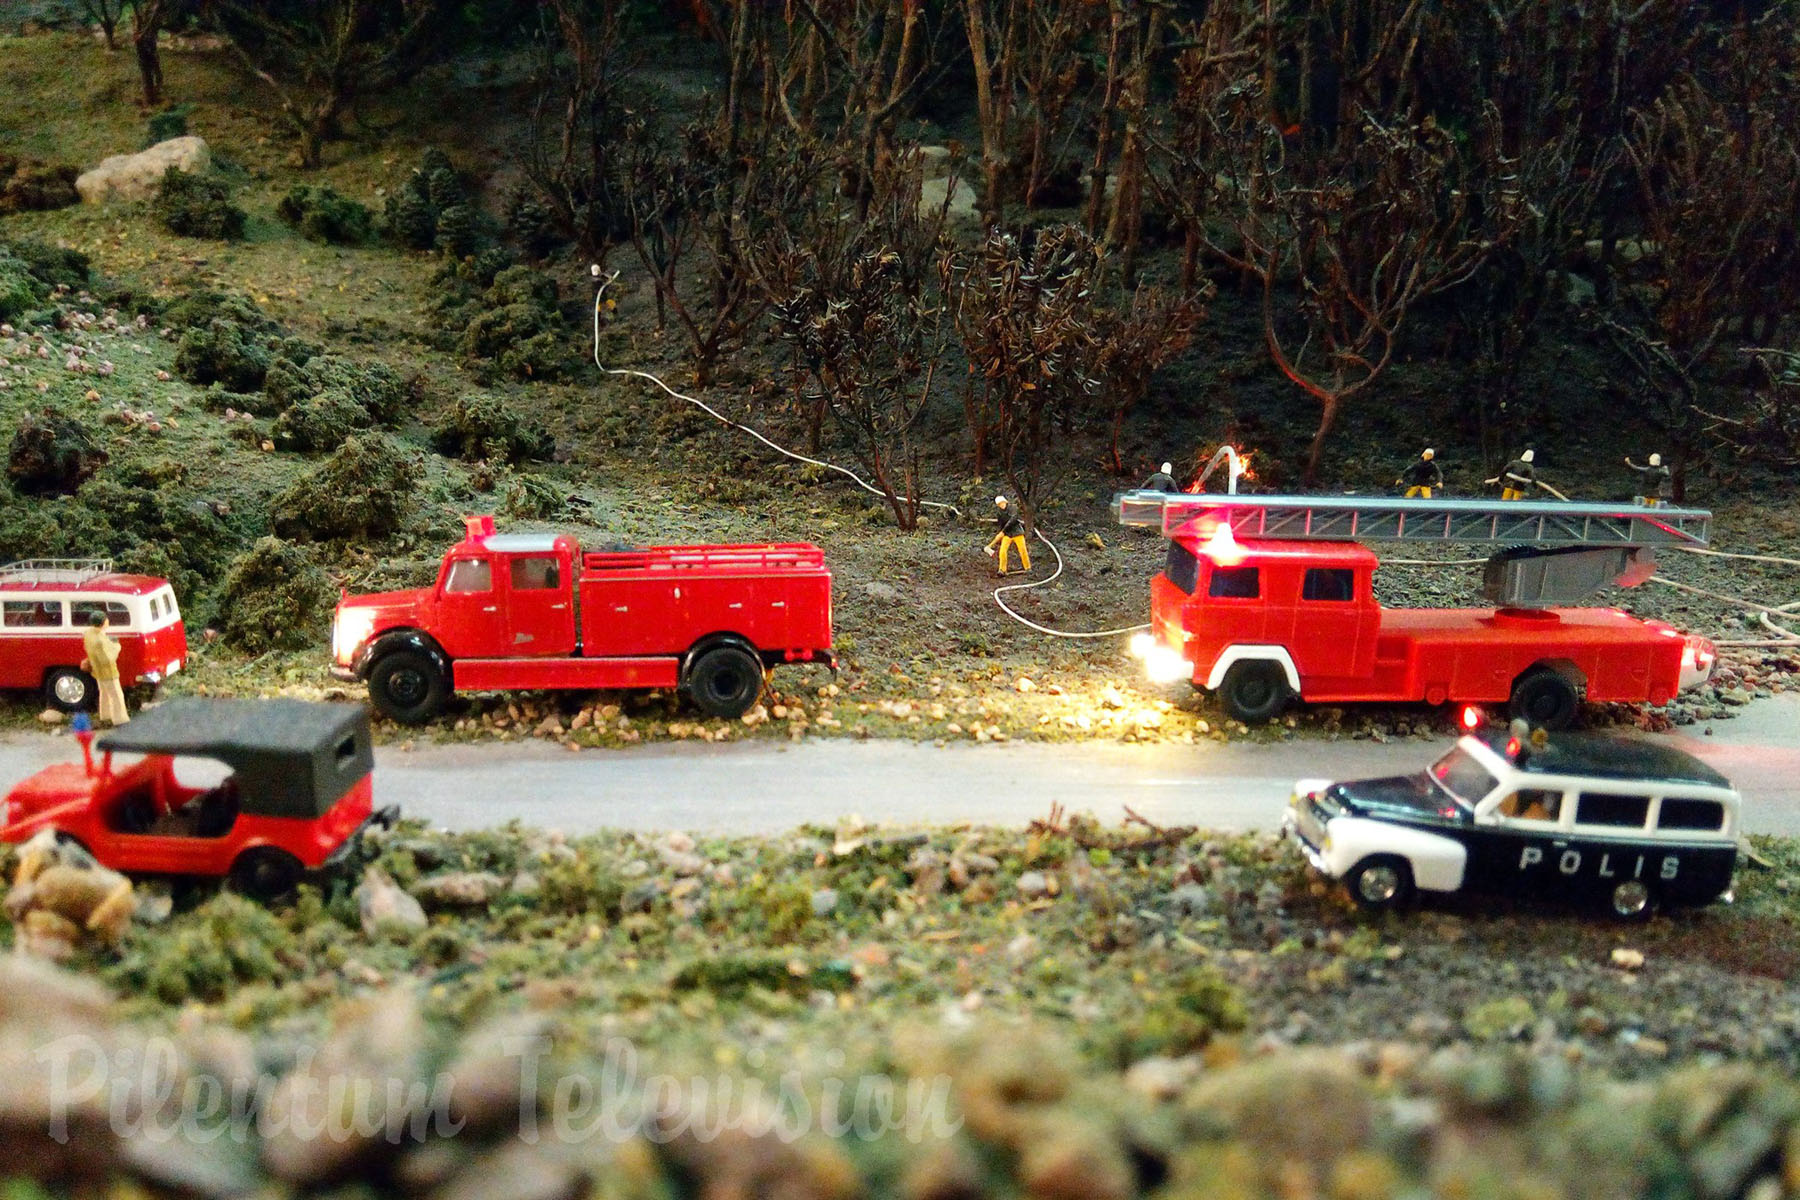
[333,608,376,664]
[1143,644,1191,684]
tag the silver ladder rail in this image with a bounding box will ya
[0,558,118,585]
[1112,491,1712,548]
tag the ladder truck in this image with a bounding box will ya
[1114,490,1718,729]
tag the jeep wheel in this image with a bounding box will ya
[368,649,449,725]
[1609,880,1655,922]
[685,645,765,719]
[1509,667,1584,731]
[1219,661,1290,723]
[44,667,97,713]
[1346,856,1414,911]
[230,847,305,902]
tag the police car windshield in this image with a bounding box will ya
[1429,747,1497,808]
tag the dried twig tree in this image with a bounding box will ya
[520,0,633,263]
[757,151,954,528]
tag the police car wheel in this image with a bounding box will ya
[44,667,98,713]
[1220,661,1290,724]
[1347,856,1413,910]
[1508,668,1583,731]
[1609,880,1655,921]
[686,645,765,719]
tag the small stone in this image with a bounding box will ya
[411,872,506,910]
[37,708,64,724]
[863,581,900,602]
[665,831,696,853]
[1017,871,1051,900]
[811,887,839,917]
[1610,948,1646,971]
[356,868,427,936]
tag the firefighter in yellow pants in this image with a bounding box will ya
[1485,449,1537,500]
[985,496,1031,576]
[80,610,130,725]
[1395,447,1442,499]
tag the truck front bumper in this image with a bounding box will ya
[329,663,361,683]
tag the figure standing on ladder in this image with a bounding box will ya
[986,496,1031,576]
[1626,453,1672,506]
[80,609,130,726]
[1486,449,1538,501]
[1396,448,1443,498]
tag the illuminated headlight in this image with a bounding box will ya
[1678,636,1717,690]
[1143,644,1191,684]
[1128,632,1155,659]
[333,608,376,664]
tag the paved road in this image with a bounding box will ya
[2,696,1796,835]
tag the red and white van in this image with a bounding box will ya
[0,559,189,711]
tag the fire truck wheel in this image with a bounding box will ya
[368,649,449,725]
[1347,856,1414,911]
[686,645,766,718]
[230,847,304,901]
[43,667,97,713]
[1219,661,1290,723]
[1508,668,1583,731]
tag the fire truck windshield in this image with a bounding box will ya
[1164,541,1200,594]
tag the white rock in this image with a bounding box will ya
[76,137,212,205]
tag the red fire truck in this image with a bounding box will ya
[331,517,835,724]
[0,559,188,711]
[1116,492,1717,728]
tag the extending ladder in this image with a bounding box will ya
[1112,491,1712,548]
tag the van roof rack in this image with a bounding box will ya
[0,558,118,586]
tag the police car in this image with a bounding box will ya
[1284,723,1741,920]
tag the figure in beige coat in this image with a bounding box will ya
[80,610,130,725]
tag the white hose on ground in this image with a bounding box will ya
[992,531,1150,639]
[590,274,959,517]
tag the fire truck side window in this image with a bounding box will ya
[510,556,561,590]
[71,600,129,627]
[445,559,493,594]
[3,600,64,627]
[1164,542,1200,594]
[1302,568,1354,602]
[1208,566,1260,599]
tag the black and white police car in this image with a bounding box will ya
[1284,722,1741,920]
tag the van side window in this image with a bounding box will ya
[1497,789,1562,822]
[1302,568,1355,602]
[1575,792,1650,829]
[1209,566,1260,599]
[1657,798,1725,832]
[72,601,130,628]
[4,600,63,627]
[510,556,561,590]
[445,559,493,594]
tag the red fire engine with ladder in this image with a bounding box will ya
[1114,487,1718,728]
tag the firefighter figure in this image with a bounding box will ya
[1142,462,1179,492]
[1626,453,1673,506]
[79,609,130,726]
[1485,449,1537,501]
[1395,448,1443,498]
[985,496,1031,576]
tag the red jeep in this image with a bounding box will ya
[2,698,392,899]
[0,559,189,711]
[331,516,835,724]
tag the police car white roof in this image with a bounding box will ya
[1284,723,1740,920]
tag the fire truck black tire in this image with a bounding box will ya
[686,645,765,718]
[368,649,449,725]
[1509,668,1583,731]
[44,667,97,713]
[1346,855,1414,911]
[230,847,304,901]
[1219,661,1290,723]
